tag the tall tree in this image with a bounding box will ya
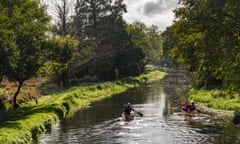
[73,0,126,55]
[145,25,163,64]
[52,0,74,36]
[172,0,240,90]
[111,0,127,17]
[45,36,78,87]
[114,22,147,76]
[0,3,16,83]
[161,27,178,68]
[74,0,112,39]
[72,0,137,80]
[1,0,50,108]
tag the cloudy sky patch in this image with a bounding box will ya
[123,0,179,30]
[143,0,178,16]
[44,0,180,31]
[144,1,165,16]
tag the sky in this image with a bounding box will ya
[44,0,180,31]
[123,0,180,31]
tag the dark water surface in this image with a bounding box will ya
[40,73,240,144]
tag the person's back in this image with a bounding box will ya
[190,102,195,111]
[123,103,134,115]
[182,101,189,111]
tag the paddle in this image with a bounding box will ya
[134,110,143,117]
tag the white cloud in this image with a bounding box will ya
[123,0,180,31]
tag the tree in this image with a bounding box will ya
[52,0,74,36]
[73,0,126,55]
[1,0,50,108]
[111,0,127,17]
[172,0,240,90]
[72,0,148,80]
[161,27,178,68]
[215,0,240,91]
[114,22,147,76]
[145,25,163,64]
[45,36,78,87]
[74,0,112,39]
[0,3,16,83]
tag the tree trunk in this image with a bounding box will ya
[0,98,6,114]
[61,70,69,87]
[13,81,23,108]
[0,73,3,84]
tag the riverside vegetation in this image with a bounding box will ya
[1,0,240,143]
[188,89,240,123]
[0,69,166,144]
[163,0,240,125]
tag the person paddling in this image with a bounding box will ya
[122,102,135,121]
[123,102,143,118]
[189,102,195,111]
[123,102,134,116]
[182,101,195,112]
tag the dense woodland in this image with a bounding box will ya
[163,0,240,92]
[0,0,163,108]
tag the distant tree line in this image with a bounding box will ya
[162,0,240,92]
[0,0,163,108]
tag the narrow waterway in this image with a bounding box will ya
[40,72,240,144]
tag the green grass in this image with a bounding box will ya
[189,89,240,111]
[0,69,166,144]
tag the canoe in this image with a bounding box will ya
[181,104,196,116]
[183,111,195,116]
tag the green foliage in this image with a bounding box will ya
[189,89,240,111]
[44,36,79,86]
[0,4,16,82]
[0,0,50,107]
[72,1,148,80]
[111,22,147,77]
[48,36,78,65]
[145,25,163,64]
[0,110,59,144]
[171,0,240,91]
[74,0,120,39]
[160,27,178,68]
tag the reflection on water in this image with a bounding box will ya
[40,73,240,144]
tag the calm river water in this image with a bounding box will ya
[40,72,240,144]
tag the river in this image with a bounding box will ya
[40,72,240,144]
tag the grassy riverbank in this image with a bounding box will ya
[188,89,238,120]
[0,69,166,144]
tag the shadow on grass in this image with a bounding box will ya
[0,104,65,128]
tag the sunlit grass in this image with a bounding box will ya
[0,111,58,143]
[0,69,166,144]
[189,89,240,111]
